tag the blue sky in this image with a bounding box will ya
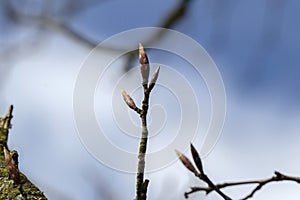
[1,1,300,199]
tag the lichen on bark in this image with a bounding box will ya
[0,105,47,200]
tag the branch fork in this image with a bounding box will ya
[121,43,160,200]
[176,144,300,200]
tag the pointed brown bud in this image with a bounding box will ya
[149,66,160,90]
[175,150,198,175]
[190,143,204,174]
[3,105,13,129]
[3,146,12,164]
[3,146,20,184]
[121,90,137,110]
[139,43,150,85]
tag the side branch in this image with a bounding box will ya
[176,144,231,200]
[0,105,13,153]
[185,171,300,199]
[178,144,300,200]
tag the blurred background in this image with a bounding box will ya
[1,0,300,199]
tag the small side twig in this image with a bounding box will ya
[240,171,300,200]
[177,144,300,200]
[0,105,13,130]
[176,144,231,200]
[0,105,13,149]
[121,43,160,200]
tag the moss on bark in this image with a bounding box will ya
[0,105,47,200]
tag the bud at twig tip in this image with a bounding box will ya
[190,143,204,174]
[139,43,150,85]
[121,89,126,96]
[149,66,160,86]
[3,105,13,129]
[139,42,144,53]
[175,149,198,175]
[121,90,137,110]
[175,149,182,157]
[3,146,11,162]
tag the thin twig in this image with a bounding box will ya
[240,171,300,200]
[196,173,231,200]
[178,144,300,199]
[4,0,194,57]
[185,171,300,199]
[121,44,160,200]
[123,0,194,71]
[0,105,13,151]
[136,84,150,200]
[176,145,231,200]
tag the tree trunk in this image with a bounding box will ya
[0,105,47,199]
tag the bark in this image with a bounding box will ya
[0,105,47,200]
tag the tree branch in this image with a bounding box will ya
[121,43,160,200]
[176,144,231,200]
[0,105,47,199]
[177,144,300,200]
[123,0,194,71]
